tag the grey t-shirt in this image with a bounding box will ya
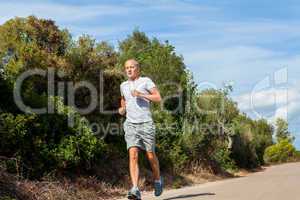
[120,76,156,123]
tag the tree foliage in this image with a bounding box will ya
[275,118,294,142]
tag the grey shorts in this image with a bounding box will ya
[123,120,156,152]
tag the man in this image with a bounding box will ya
[119,59,163,199]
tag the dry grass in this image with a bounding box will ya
[0,169,126,200]
[0,159,238,200]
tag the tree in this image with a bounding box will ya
[0,16,71,81]
[252,119,274,164]
[275,118,294,142]
[0,16,71,112]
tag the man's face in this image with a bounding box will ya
[125,60,139,79]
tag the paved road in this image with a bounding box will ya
[119,162,300,200]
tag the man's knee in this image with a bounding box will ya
[146,151,157,161]
[129,147,139,162]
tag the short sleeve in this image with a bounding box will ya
[145,78,156,91]
[120,84,124,96]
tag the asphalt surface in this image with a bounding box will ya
[119,162,300,200]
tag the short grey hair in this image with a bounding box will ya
[125,59,140,68]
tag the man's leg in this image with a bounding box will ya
[129,147,140,187]
[146,151,163,196]
[145,151,160,181]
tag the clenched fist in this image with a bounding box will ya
[118,106,126,115]
[131,89,142,97]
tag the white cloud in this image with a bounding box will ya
[233,82,300,124]
[0,1,134,44]
[184,46,281,67]
[173,17,300,43]
[0,2,130,24]
[234,87,299,111]
[127,0,219,12]
[69,25,129,42]
[0,0,219,26]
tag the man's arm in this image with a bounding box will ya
[118,96,126,115]
[132,87,162,103]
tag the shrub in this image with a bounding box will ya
[0,97,105,178]
[212,147,237,171]
[264,139,297,164]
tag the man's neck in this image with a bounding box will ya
[129,75,140,81]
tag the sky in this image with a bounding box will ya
[1,0,300,149]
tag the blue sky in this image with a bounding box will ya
[1,0,300,148]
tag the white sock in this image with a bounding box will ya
[133,185,139,190]
[154,179,161,184]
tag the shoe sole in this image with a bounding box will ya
[127,194,141,200]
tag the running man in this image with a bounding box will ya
[118,59,163,199]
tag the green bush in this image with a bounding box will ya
[264,139,297,164]
[0,97,105,178]
[296,151,300,161]
[230,133,259,169]
[212,147,237,171]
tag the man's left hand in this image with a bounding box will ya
[131,90,143,97]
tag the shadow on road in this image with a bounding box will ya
[163,192,215,200]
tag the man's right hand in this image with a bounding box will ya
[118,106,126,115]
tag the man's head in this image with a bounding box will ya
[124,59,140,80]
